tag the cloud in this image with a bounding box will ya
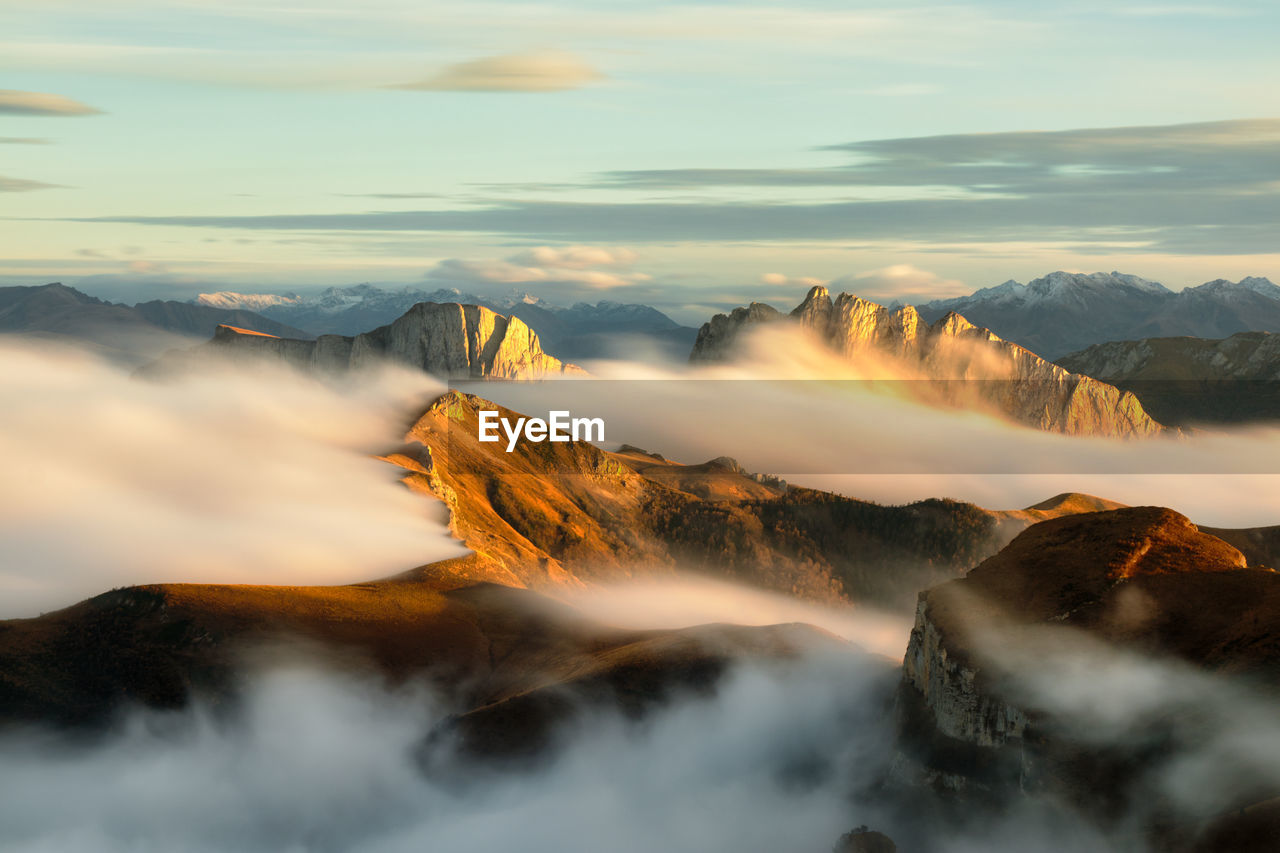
[473,336,1280,527]
[0,89,102,116]
[124,258,169,274]
[0,175,63,192]
[507,245,637,269]
[833,264,966,302]
[0,648,919,853]
[0,341,465,618]
[55,118,1280,255]
[395,50,604,92]
[859,83,940,96]
[0,137,50,145]
[426,246,648,290]
[760,272,828,288]
[603,118,1280,196]
[334,192,441,199]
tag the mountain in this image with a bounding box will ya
[1057,331,1280,425]
[149,302,585,380]
[0,566,840,750]
[388,392,1168,608]
[917,271,1280,359]
[897,506,1280,848]
[0,390,1169,733]
[196,284,698,362]
[691,285,1165,438]
[506,299,697,362]
[198,285,480,336]
[0,283,310,363]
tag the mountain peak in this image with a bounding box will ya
[790,284,834,331]
[1186,276,1280,298]
[690,289,1164,437]
[1026,270,1171,299]
[156,301,584,380]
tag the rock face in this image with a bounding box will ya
[917,271,1280,359]
[897,507,1280,836]
[1060,331,1280,382]
[691,285,1165,437]
[833,827,897,853]
[688,302,783,360]
[1058,331,1280,425]
[199,302,584,380]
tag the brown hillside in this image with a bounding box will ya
[0,556,840,738]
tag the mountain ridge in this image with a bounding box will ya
[0,282,310,363]
[918,271,1280,359]
[691,285,1166,438]
[1057,330,1280,425]
[149,302,585,380]
[194,283,698,362]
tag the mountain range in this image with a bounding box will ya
[196,284,698,362]
[1058,330,1280,425]
[0,283,310,363]
[917,272,1280,360]
[691,285,1165,438]
[4,389,1279,849]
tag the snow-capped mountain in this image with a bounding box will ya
[918,271,1280,359]
[190,284,695,361]
[195,291,303,311]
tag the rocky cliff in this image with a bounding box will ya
[692,285,1165,437]
[1058,331,1280,425]
[1059,330,1280,382]
[897,507,1280,845]
[172,302,583,380]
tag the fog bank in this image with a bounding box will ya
[0,340,465,618]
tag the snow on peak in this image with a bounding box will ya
[194,291,301,310]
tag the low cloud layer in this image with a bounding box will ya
[0,647,902,853]
[475,322,1280,527]
[562,576,912,661]
[396,50,604,92]
[0,341,465,618]
[3,622,1257,851]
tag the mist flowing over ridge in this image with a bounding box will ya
[690,284,1165,438]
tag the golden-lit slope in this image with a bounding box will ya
[391,390,1020,605]
[0,557,838,734]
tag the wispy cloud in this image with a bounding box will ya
[833,264,966,302]
[1112,4,1254,17]
[427,245,646,289]
[0,137,51,145]
[0,89,102,116]
[0,175,63,192]
[38,119,1280,255]
[394,50,604,93]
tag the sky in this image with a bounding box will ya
[2,0,1279,320]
